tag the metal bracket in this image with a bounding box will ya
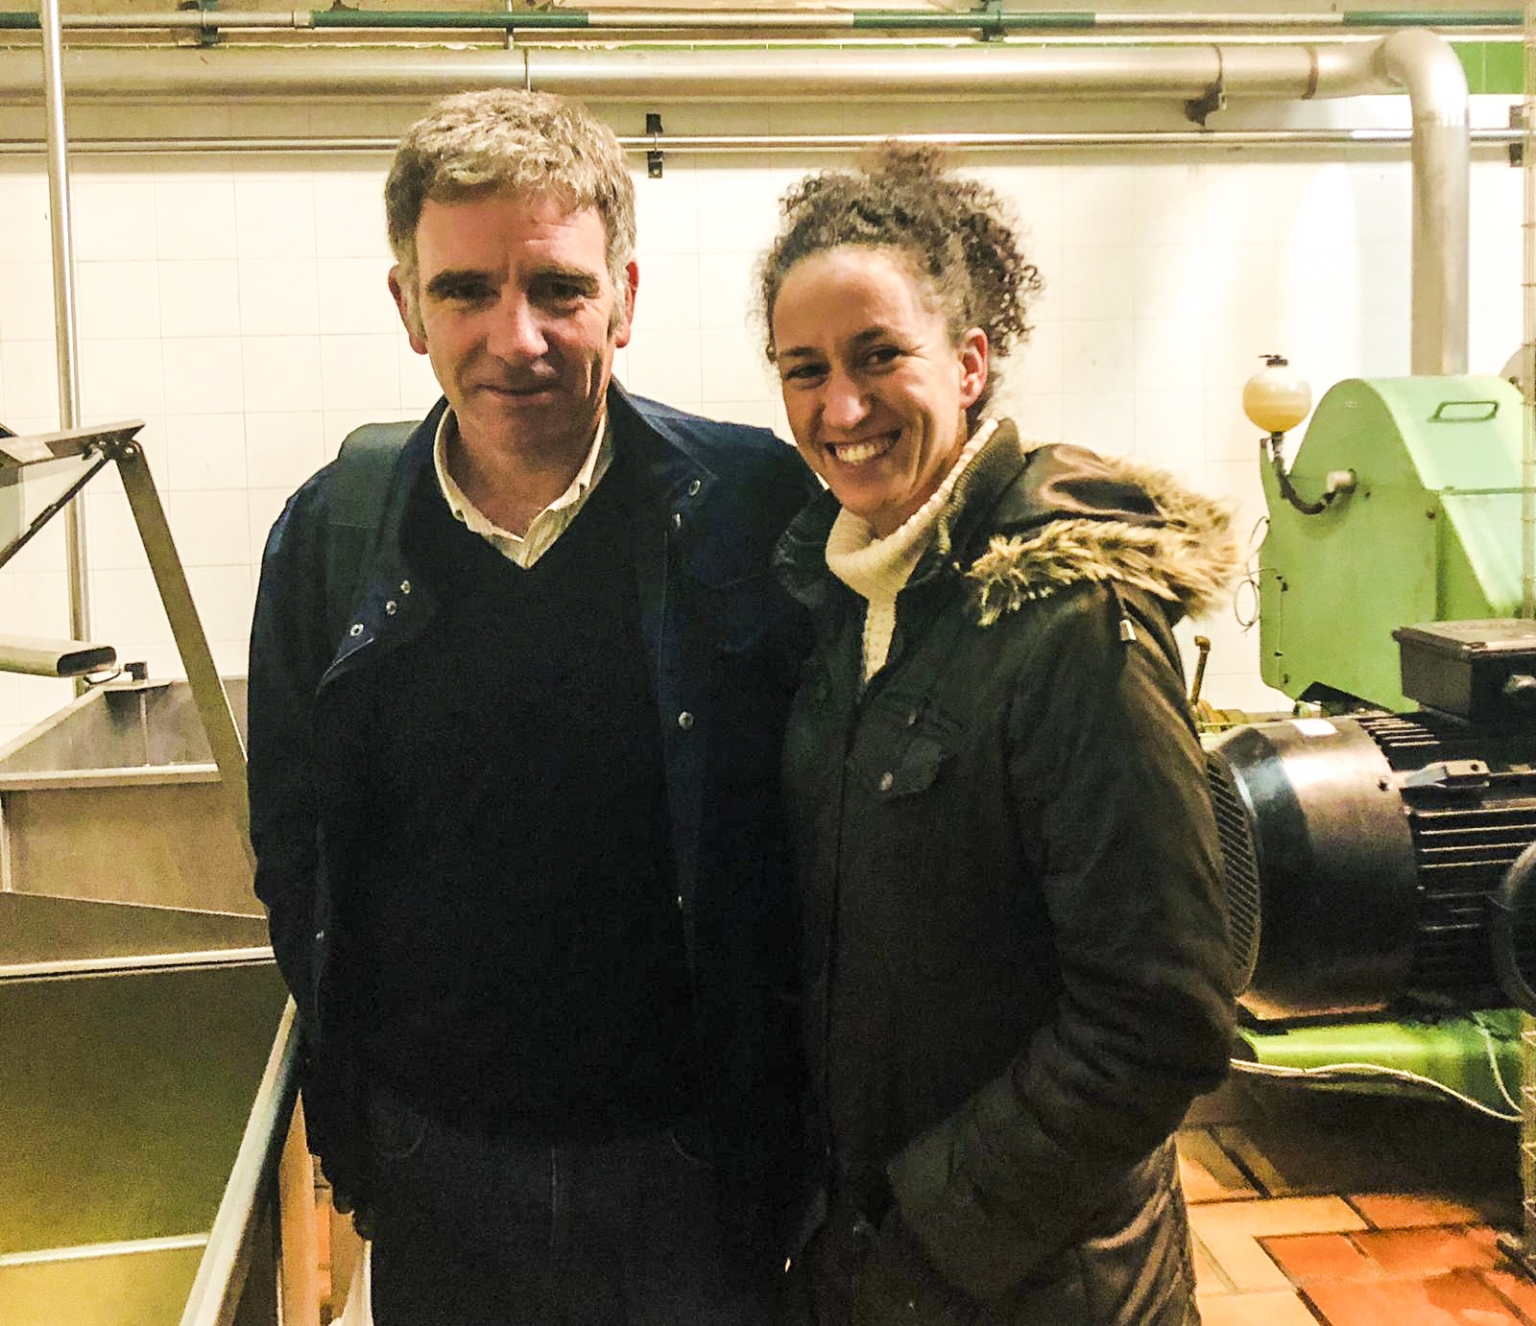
[1511,103,1525,169]
[1185,48,1226,127]
[977,0,1004,43]
[646,112,665,179]
[177,0,220,48]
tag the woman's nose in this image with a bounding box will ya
[821,368,868,431]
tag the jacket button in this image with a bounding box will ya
[905,709,919,727]
[348,623,364,638]
[878,771,894,792]
[677,711,695,730]
[687,478,701,497]
[384,600,398,615]
[315,929,325,942]
[399,580,411,595]
[672,511,683,530]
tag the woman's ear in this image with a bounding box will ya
[958,327,989,411]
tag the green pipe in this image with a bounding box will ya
[1345,10,1520,23]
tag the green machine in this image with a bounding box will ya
[1208,372,1536,1117]
[1259,374,1524,711]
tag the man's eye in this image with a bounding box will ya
[438,282,493,304]
[537,279,592,305]
[864,345,902,368]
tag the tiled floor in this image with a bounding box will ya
[1180,1065,1535,1325]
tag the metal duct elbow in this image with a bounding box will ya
[1380,28,1470,377]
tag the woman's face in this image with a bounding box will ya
[771,245,987,537]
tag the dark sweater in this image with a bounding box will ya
[328,455,697,1138]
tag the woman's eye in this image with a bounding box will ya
[781,364,826,384]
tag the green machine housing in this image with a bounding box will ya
[1228,373,1535,1110]
[1260,374,1524,711]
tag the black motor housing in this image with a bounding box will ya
[1208,708,1536,1020]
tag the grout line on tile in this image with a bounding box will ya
[1211,1124,1278,1199]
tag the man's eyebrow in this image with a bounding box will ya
[531,266,602,293]
[423,268,493,299]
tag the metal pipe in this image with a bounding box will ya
[0,127,1522,157]
[1522,0,1535,624]
[0,8,1520,35]
[1381,27,1471,374]
[37,0,89,655]
[0,44,1382,103]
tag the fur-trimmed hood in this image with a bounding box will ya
[775,419,1242,628]
[960,434,1242,627]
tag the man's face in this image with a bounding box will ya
[390,190,637,463]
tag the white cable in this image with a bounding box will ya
[1476,1019,1524,1114]
[1228,1055,1521,1123]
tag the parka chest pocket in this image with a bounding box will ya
[847,694,961,800]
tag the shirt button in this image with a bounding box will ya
[384,600,398,615]
[348,623,364,638]
[687,478,701,497]
[878,771,895,792]
[677,711,695,730]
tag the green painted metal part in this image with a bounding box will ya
[1259,375,1524,712]
[1237,1010,1522,1115]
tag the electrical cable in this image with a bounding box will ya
[1474,1015,1524,1115]
[1227,1055,1521,1123]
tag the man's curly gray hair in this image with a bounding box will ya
[385,88,636,296]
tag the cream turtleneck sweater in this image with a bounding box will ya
[824,419,998,680]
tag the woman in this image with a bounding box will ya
[762,146,1240,1325]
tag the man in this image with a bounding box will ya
[247,89,814,1324]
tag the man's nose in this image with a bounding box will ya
[821,367,869,432]
[487,294,547,360]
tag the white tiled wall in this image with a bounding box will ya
[0,103,1525,747]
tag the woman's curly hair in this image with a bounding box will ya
[758,143,1042,423]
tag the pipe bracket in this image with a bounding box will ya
[1184,45,1225,126]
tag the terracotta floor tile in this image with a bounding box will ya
[1483,1266,1536,1323]
[1190,1197,1366,1292]
[1179,1128,1258,1204]
[1351,1226,1501,1277]
[1303,1269,1521,1326]
[1351,1194,1488,1229]
[1198,1288,1322,1326]
[1264,1232,1379,1283]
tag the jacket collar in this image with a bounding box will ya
[775,419,1241,625]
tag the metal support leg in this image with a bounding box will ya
[110,438,253,865]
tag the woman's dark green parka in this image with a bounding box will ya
[775,421,1241,1324]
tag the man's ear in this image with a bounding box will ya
[388,266,428,355]
[612,259,639,350]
